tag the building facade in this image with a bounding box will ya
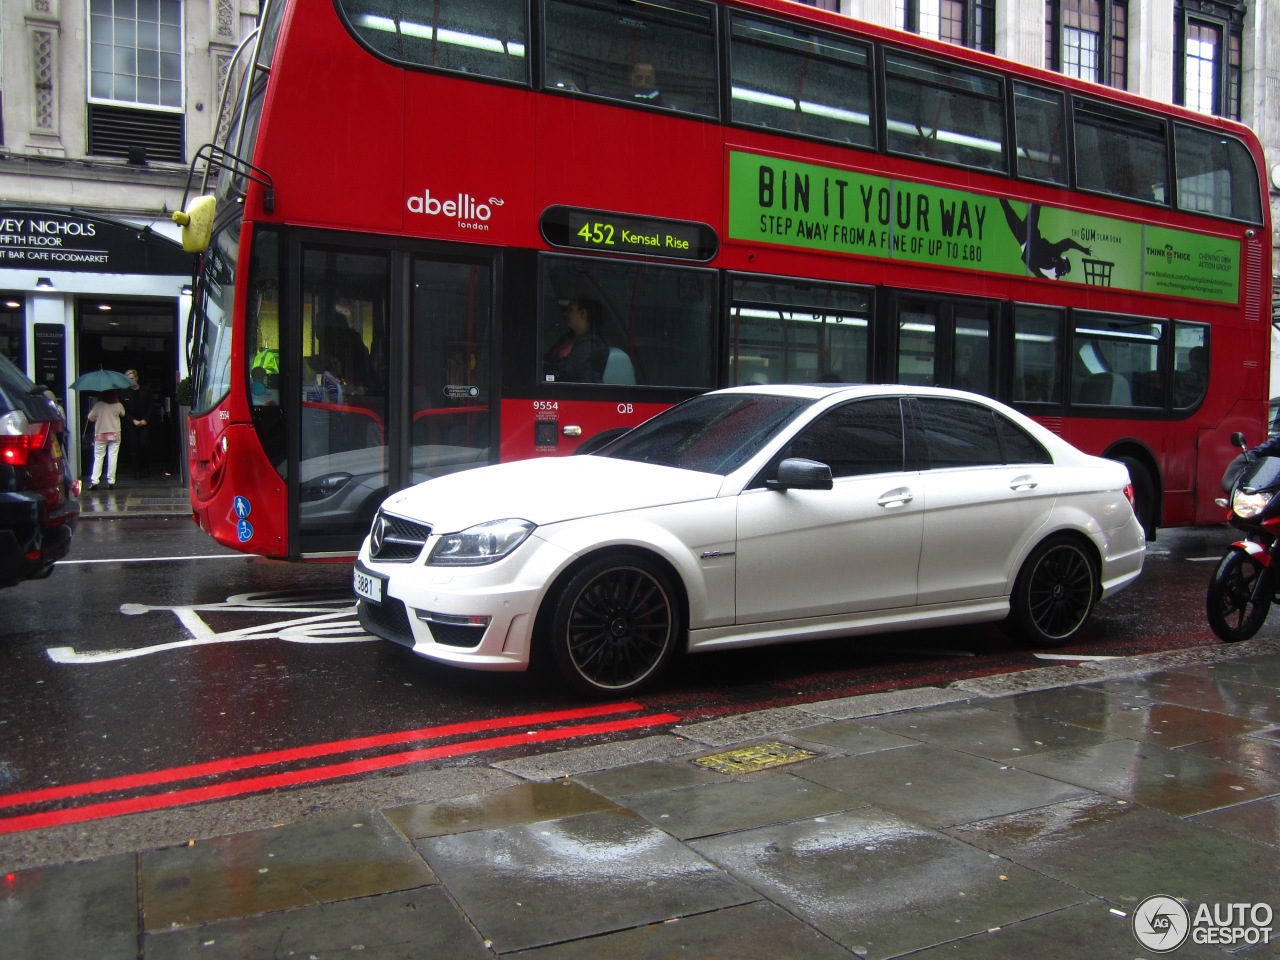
[0,0,1276,479]
[0,0,258,479]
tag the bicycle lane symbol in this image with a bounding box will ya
[46,590,376,664]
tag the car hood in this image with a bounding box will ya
[377,455,727,532]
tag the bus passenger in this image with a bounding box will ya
[545,299,609,383]
[315,312,371,394]
[628,62,666,106]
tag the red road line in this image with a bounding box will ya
[0,712,681,835]
[0,702,652,811]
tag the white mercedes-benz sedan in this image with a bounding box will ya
[355,385,1145,697]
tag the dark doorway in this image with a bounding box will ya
[76,298,179,481]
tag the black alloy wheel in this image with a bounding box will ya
[549,553,681,698]
[1007,536,1098,646]
[1206,548,1272,643]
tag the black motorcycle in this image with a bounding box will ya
[1206,431,1280,642]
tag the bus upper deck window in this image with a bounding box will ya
[1074,102,1169,205]
[338,0,529,83]
[729,14,873,149]
[1174,124,1263,224]
[884,52,1007,174]
[543,0,717,118]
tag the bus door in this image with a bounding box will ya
[295,246,495,556]
[406,256,494,488]
[296,245,391,553]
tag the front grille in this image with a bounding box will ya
[358,597,414,647]
[426,621,486,648]
[369,510,432,562]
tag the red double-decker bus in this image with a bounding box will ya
[178,0,1271,560]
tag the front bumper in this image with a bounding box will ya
[355,537,573,672]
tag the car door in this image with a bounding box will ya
[735,397,923,625]
[912,397,1060,605]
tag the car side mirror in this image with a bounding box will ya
[767,457,834,491]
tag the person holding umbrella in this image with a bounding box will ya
[86,389,126,490]
[71,369,134,491]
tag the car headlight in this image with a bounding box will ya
[1232,489,1272,519]
[427,519,535,566]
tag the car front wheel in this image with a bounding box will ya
[1007,536,1098,647]
[549,553,681,698]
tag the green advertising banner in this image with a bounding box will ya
[727,151,1239,304]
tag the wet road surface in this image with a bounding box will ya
[0,517,1253,835]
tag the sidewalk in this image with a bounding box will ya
[77,475,191,519]
[3,638,1278,957]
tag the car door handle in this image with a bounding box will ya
[877,487,914,508]
[1010,474,1039,491]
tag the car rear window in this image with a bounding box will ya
[0,354,64,422]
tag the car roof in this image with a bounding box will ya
[713,383,1004,404]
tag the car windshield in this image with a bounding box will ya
[598,393,811,475]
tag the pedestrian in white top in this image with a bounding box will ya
[87,390,126,490]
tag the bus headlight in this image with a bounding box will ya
[428,519,535,566]
[1231,490,1271,519]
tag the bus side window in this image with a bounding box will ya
[542,0,716,118]
[728,14,874,149]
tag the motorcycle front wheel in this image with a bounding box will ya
[1206,548,1272,643]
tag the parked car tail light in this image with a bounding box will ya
[0,410,50,468]
[1122,482,1136,511]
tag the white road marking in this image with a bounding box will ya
[47,590,375,664]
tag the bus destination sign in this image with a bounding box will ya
[541,206,717,262]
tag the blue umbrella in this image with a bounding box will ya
[69,369,133,391]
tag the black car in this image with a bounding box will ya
[0,355,79,587]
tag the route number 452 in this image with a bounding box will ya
[577,222,615,246]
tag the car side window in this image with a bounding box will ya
[917,398,1003,467]
[782,398,905,479]
[996,413,1053,464]
[917,398,1050,466]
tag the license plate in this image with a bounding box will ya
[354,565,386,604]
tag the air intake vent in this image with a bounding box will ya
[87,104,184,164]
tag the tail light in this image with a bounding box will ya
[1122,482,1137,511]
[0,410,51,467]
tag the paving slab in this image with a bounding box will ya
[0,852,138,960]
[690,807,1087,960]
[907,900,1236,959]
[384,778,621,840]
[514,900,853,959]
[139,810,434,930]
[861,701,1118,759]
[948,796,1280,907]
[796,742,1093,828]
[413,808,758,953]
[1008,737,1280,816]
[623,770,861,840]
[786,717,924,754]
[143,887,490,959]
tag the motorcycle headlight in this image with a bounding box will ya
[427,519,535,566]
[1231,490,1272,519]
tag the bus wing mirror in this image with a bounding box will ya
[173,195,217,253]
